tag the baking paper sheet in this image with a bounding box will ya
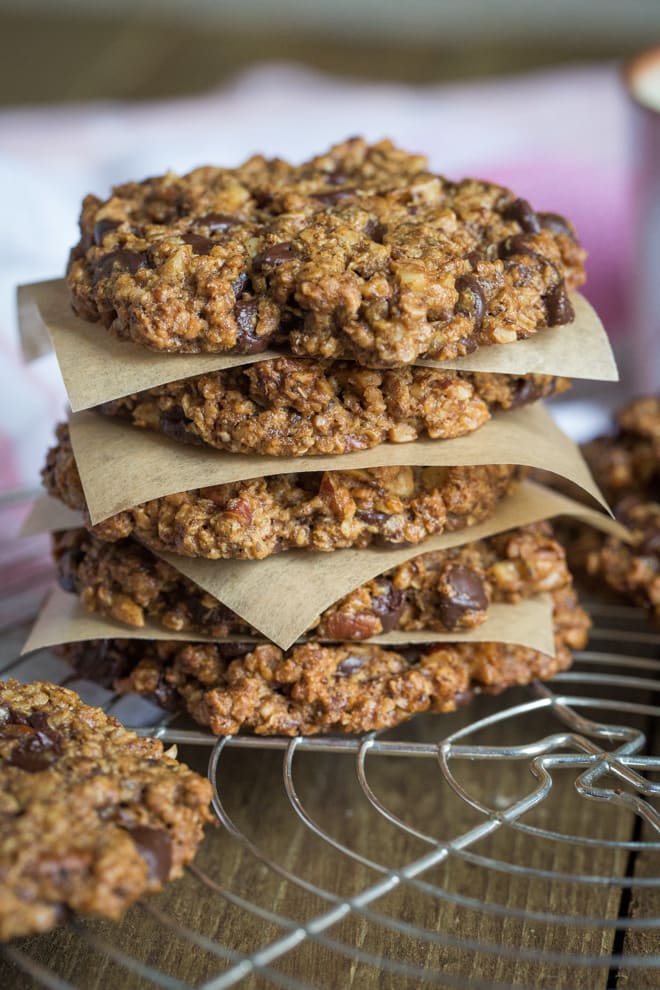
[67,402,610,524]
[22,583,556,657]
[19,278,617,411]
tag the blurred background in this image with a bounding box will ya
[1,0,659,488]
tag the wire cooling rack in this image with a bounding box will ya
[1,517,660,988]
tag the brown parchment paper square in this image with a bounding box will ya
[22,584,556,657]
[20,495,84,536]
[19,278,617,410]
[68,402,610,525]
[154,480,625,648]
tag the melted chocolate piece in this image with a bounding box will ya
[252,242,296,272]
[314,187,357,206]
[539,212,573,237]
[544,284,574,325]
[498,234,541,261]
[455,274,486,331]
[127,826,173,882]
[508,377,542,409]
[364,219,386,243]
[233,298,268,353]
[336,654,367,677]
[92,249,149,284]
[437,565,488,630]
[356,510,390,527]
[371,584,406,633]
[64,640,136,687]
[159,408,203,447]
[231,272,250,297]
[93,219,121,245]
[5,712,63,773]
[455,335,479,354]
[503,198,541,234]
[182,233,215,256]
[197,212,237,232]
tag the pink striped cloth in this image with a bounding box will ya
[0,62,632,496]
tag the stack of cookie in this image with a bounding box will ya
[22,138,622,736]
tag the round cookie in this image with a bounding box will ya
[43,422,521,560]
[58,586,590,736]
[98,359,570,457]
[0,680,212,941]
[66,138,585,366]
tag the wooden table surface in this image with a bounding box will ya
[0,588,659,989]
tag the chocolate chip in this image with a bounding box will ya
[539,212,573,237]
[67,641,136,687]
[437,565,488,630]
[455,335,479,354]
[364,219,386,243]
[371,584,405,633]
[455,274,486,331]
[93,219,121,245]
[509,377,542,409]
[92,249,149,284]
[314,187,357,206]
[231,272,250,297]
[197,212,237,232]
[182,233,215,255]
[503,198,541,234]
[466,250,484,268]
[128,826,173,882]
[337,654,366,677]
[498,234,541,260]
[544,284,574,325]
[356,510,389,527]
[159,408,203,446]
[253,189,273,208]
[27,712,55,734]
[252,242,295,272]
[8,721,62,773]
[214,642,255,661]
[233,298,268,354]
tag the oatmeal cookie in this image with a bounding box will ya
[53,522,571,639]
[581,395,660,504]
[43,423,520,560]
[0,679,212,941]
[66,137,585,366]
[57,587,589,736]
[558,396,659,622]
[564,497,659,622]
[99,358,570,456]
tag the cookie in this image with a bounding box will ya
[53,522,571,639]
[98,359,569,456]
[580,395,659,504]
[43,422,521,560]
[565,496,659,622]
[559,396,659,622]
[0,679,213,941]
[66,138,585,366]
[57,587,589,736]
